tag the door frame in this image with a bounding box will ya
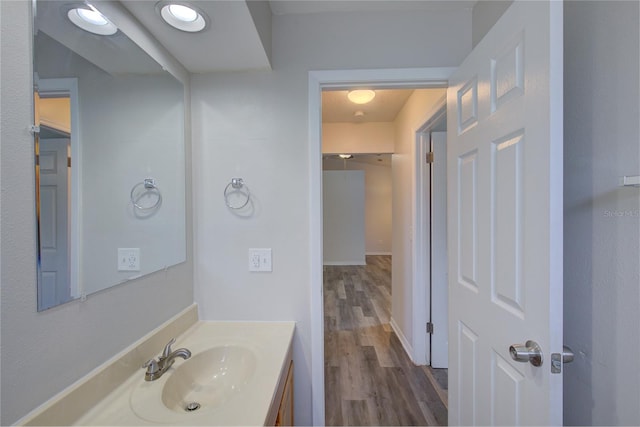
[308,67,455,425]
[415,96,447,366]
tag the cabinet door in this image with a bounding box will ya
[276,362,294,426]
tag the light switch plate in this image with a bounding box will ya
[118,248,140,271]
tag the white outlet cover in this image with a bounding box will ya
[118,248,140,271]
[249,248,272,272]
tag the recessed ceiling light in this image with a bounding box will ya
[348,90,376,104]
[168,4,198,22]
[67,6,117,36]
[157,1,209,33]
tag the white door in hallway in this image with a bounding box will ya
[430,131,448,369]
[447,1,563,425]
[38,138,71,309]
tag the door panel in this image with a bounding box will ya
[447,1,563,425]
[38,138,70,309]
[430,131,448,369]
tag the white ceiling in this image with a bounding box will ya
[36,0,163,75]
[113,1,458,126]
[117,0,475,74]
[323,153,392,168]
[270,0,475,15]
[120,0,272,73]
[322,89,415,123]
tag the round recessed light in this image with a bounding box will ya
[168,4,198,22]
[347,90,376,104]
[67,6,117,35]
[77,8,109,25]
[157,2,208,33]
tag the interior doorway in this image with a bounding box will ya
[320,84,450,425]
[309,67,455,426]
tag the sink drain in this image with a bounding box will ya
[185,402,201,412]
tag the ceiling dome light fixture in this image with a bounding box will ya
[347,90,376,105]
[67,6,118,35]
[157,1,209,33]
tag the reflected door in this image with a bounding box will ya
[38,137,70,310]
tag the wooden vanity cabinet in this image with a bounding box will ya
[268,357,294,426]
[275,361,294,426]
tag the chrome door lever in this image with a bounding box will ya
[509,340,543,367]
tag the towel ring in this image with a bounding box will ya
[224,178,250,210]
[131,178,162,211]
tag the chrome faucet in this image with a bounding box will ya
[143,338,191,381]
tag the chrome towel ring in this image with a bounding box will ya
[224,178,250,210]
[131,178,162,211]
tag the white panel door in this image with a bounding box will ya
[38,138,70,310]
[431,131,448,369]
[447,1,563,425]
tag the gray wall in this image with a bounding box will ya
[472,0,513,47]
[323,170,366,265]
[0,2,193,424]
[563,1,640,425]
[323,157,393,255]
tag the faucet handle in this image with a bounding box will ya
[161,338,176,358]
[143,359,160,374]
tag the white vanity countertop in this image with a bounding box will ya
[73,321,295,426]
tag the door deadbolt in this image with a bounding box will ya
[509,340,543,367]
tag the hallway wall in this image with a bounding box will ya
[391,88,447,360]
[323,157,393,255]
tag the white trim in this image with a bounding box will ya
[413,96,447,366]
[365,251,392,256]
[390,317,417,364]
[309,67,455,426]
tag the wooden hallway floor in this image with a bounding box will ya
[324,255,448,426]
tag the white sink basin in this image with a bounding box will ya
[161,346,257,412]
[60,321,294,426]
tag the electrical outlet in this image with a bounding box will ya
[118,248,140,271]
[248,248,272,272]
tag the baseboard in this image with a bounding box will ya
[390,317,417,365]
[365,252,392,256]
[323,261,367,266]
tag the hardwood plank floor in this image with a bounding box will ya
[324,256,448,426]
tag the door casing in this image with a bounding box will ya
[308,67,455,425]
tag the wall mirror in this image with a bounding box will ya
[33,0,186,311]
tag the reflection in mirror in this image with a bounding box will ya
[34,0,186,311]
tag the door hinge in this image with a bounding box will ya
[426,151,434,164]
[426,322,434,334]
